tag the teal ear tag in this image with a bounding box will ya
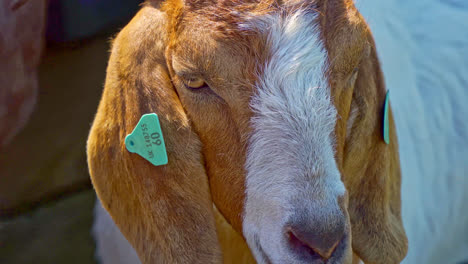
[125,113,168,166]
[383,90,390,145]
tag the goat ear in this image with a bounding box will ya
[87,7,221,264]
[342,37,408,263]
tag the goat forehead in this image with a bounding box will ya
[242,9,346,262]
[245,9,344,202]
[249,9,337,164]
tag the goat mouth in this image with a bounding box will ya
[251,228,349,264]
[254,233,348,264]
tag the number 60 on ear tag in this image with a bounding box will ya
[125,113,168,166]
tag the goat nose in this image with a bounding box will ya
[285,220,345,260]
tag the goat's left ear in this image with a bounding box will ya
[338,36,408,263]
[321,1,408,261]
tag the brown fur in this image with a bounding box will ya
[87,0,407,263]
[87,7,222,263]
[321,1,408,262]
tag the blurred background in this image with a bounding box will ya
[0,0,143,263]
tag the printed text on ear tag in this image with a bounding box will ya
[383,90,390,145]
[125,113,168,166]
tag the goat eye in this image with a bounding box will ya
[183,77,206,89]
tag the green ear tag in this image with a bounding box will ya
[383,90,390,145]
[125,113,168,166]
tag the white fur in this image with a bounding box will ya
[242,10,346,264]
[356,0,468,263]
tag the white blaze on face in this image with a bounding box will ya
[242,10,346,263]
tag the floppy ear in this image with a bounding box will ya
[319,1,408,261]
[341,34,408,263]
[87,6,221,264]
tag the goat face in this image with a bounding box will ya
[88,0,408,263]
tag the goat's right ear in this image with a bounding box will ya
[87,6,222,264]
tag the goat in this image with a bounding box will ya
[87,0,468,263]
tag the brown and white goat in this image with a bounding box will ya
[87,0,409,263]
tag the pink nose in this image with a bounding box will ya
[285,220,345,261]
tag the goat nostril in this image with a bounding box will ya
[287,230,323,260]
[286,228,340,260]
